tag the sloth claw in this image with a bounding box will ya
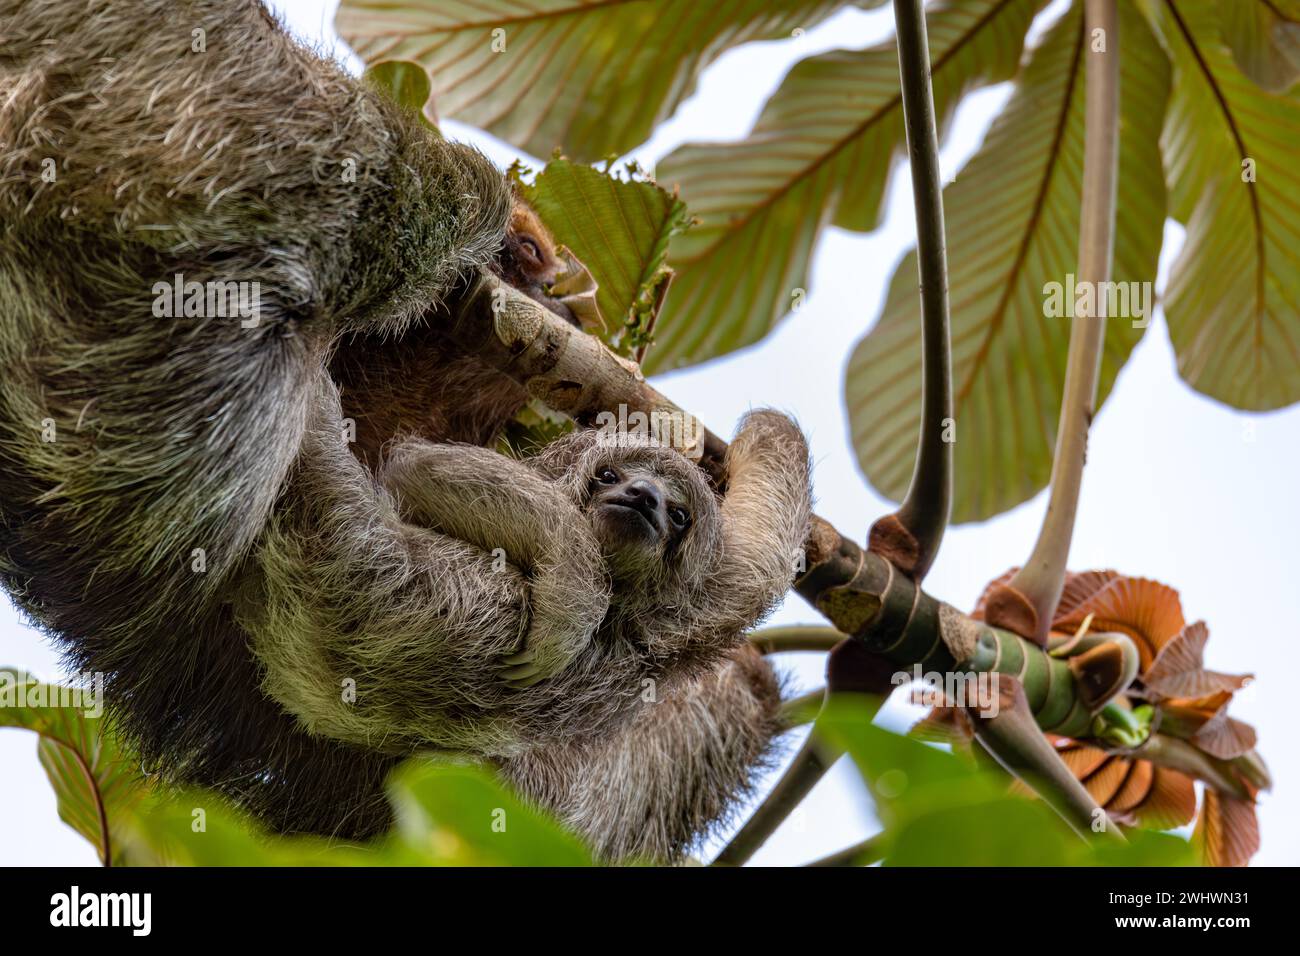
[498,657,546,690]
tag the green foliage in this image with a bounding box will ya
[2,667,590,867]
[816,696,1196,866]
[7,669,1197,865]
[650,0,1043,374]
[0,668,151,865]
[515,158,691,357]
[1152,0,1300,411]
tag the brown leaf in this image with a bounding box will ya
[1142,621,1252,698]
[1193,789,1260,868]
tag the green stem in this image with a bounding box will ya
[749,625,845,655]
[996,0,1121,643]
[868,0,953,583]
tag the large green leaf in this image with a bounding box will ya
[1155,0,1300,411]
[847,1,1169,523]
[335,0,862,162]
[520,159,691,354]
[648,0,1045,374]
[387,759,592,865]
[1218,0,1300,93]
[0,667,152,865]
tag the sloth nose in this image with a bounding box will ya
[624,479,662,514]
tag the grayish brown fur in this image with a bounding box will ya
[0,0,812,861]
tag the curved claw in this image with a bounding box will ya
[498,658,547,690]
[500,650,536,666]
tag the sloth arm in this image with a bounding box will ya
[708,410,814,635]
[379,440,610,687]
[239,382,607,753]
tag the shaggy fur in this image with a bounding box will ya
[0,0,812,861]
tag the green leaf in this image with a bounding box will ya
[4,667,590,866]
[1156,0,1300,411]
[649,0,1044,374]
[519,159,691,354]
[0,667,151,865]
[1218,0,1300,93]
[335,0,861,163]
[816,696,1195,866]
[847,1,1169,523]
[386,759,592,865]
[364,60,439,129]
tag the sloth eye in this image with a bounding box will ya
[518,236,544,265]
[667,506,690,529]
[597,468,619,485]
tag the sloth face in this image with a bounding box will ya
[587,462,693,582]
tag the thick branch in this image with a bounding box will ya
[987,0,1120,644]
[968,677,1121,841]
[868,0,953,582]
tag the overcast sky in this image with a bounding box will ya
[2,0,1294,867]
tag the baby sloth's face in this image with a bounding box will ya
[585,462,693,582]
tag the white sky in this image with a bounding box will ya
[2,0,1295,867]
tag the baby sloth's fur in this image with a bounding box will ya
[0,0,812,862]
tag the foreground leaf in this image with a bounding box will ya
[1155,0,1300,411]
[0,668,151,865]
[650,0,1044,373]
[847,1,1169,522]
[816,696,1193,865]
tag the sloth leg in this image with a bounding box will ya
[502,644,789,863]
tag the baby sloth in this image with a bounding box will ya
[240,399,811,861]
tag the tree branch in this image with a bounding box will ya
[985,0,1121,644]
[868,0,953,582]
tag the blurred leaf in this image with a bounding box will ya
[4,667,589,866]
[387,759,592,865]
[1155,0,1300,410]
[1218,0,1300,93]
[649,0,1044,374]
[519,159,691,354]
[887,797,1079,865]
[364,60,438,128]
[817,696,1194,865]
[847,1,1168,522]
[336,0,862,162]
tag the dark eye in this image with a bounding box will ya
[597,468,619,485]
[518,235,544,265]
[667,506,690,529]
